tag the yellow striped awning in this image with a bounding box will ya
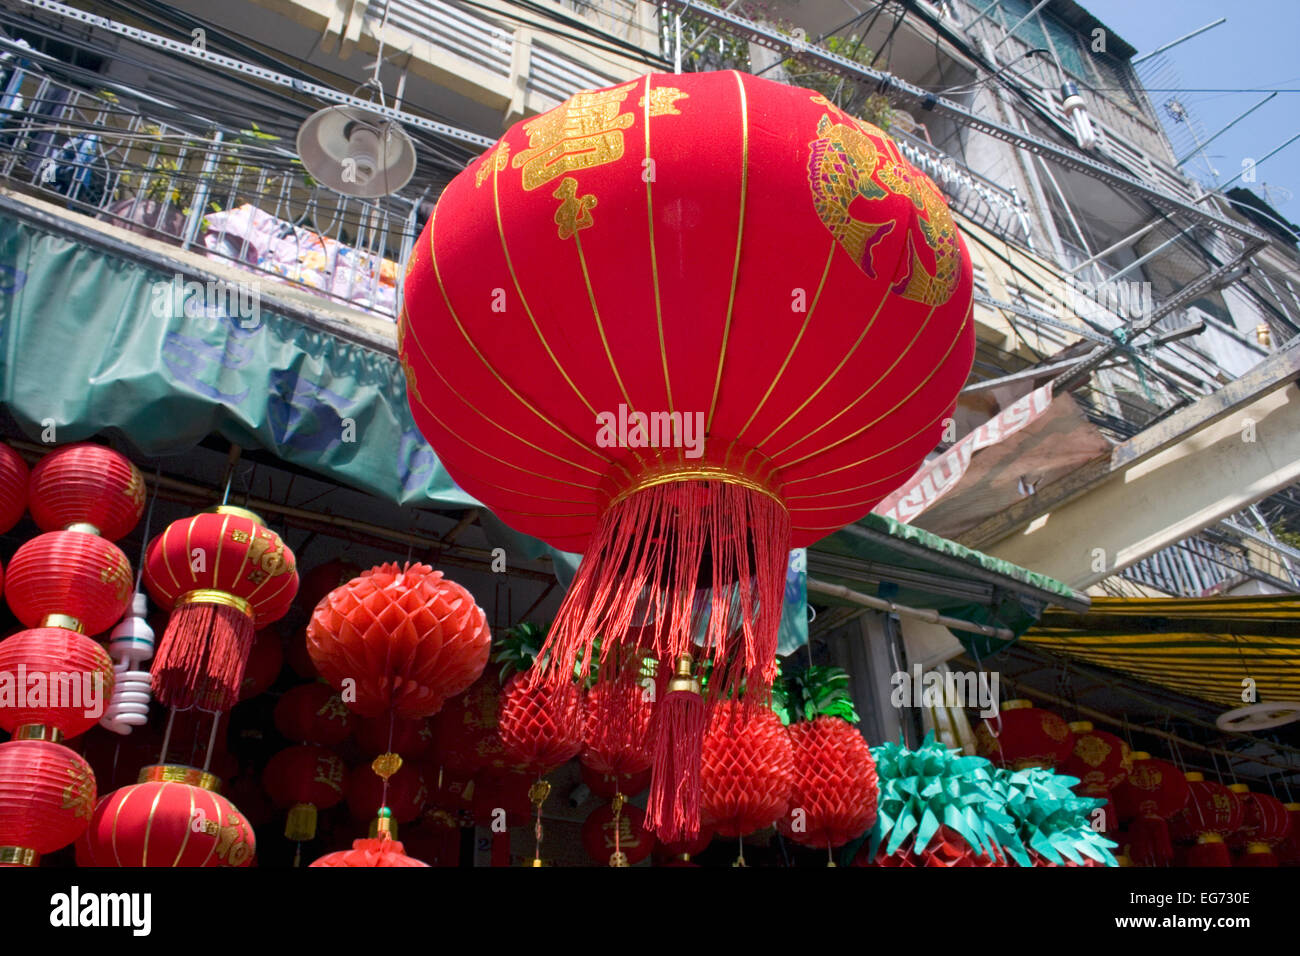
[1022,595,1300,707]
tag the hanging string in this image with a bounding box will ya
[200,711,221,774]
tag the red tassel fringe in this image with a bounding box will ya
[645,688,706,843]
[152,600,256,711]
[529,480,789,703]
[1185,839,1231,867]
[1128,815,1174,866]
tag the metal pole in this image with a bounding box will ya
[674,13,682,73]
[1065,219,1163,276]
[806,578,1017,641]
[1132,17,1227,65]
[181,129,222,251]
[1176,93,1277,168]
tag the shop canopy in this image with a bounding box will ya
[1023,595,1300,707]
[0,198,1086,653]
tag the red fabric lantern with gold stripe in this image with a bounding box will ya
[1277,803,1300,866]
[28,443,144,541]
[273,682,354,746]
[1062,720,1130,836]
[5,531,133,635]
[1171,773,1242,867]
[1230,784,1290,866]
[75,766,255,867]
[0,441,29,535]
[0,628,114,740]
[975,700,1074,770]
[143,506,298,711]
[0,739,96,867]
[399,71,975,840]
[263,744,346,843]
[1113,752,1189,866]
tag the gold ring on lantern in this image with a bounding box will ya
[138,764,223,793]
[39,613,85,633]
[1001,699,1033,711]
[175,589,254,619]
[1196,833,1225,845]
[1245,842,1272,855]
[209,505,266,526]
[0,846,37,866]
[665,655,701,696]
[64,522,103,535]
[609,464,785,509]
[13,724,62,743]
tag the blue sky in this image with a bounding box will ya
[1083,0,1299,218]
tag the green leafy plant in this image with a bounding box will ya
[492,621,547,683]
[772,664,860,725]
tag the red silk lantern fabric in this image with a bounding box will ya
[28,443,144,540]
[428,669,508,774]
[1232,787,1290,848]
[355,714,433,758]
[975,700,1074,770]
[582,802,656,866]
[0,442,29,535]
[0,628,115,738]
[5,531,133,634]
[400,69,974,743]
[0,739,96,866]
[263,745,347,811]
[497,674,583,774]
[1172,775,1242,867]
[1277,804,1300,865]
[1063,721,1131,793]
[144,508,298,710]
[700,700,794,837]
[470,768,534,828]
[143,509,299,628]
[581,676,654,778]
[310,834,428,867]
[1113,754,1189,866]
[346,761,427,824]
[306,563,490,719]
[239,627,285,701]
[76,777,255,867]
[296,558,362,616]
[775,716,878,849]
[581,763,651,801]
[274,682,354,746]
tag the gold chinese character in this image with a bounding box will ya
[553,177,597,239]
[512,82,637,191]
[638,87,688,116]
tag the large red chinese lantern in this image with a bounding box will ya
[28,442,145,540]
[700,700,794,839]
[0,441,29,534]
[143,507,298,711]
[428,667,509,774]
[1171,773,1242,867]
[1062,720,1131,835]
[1278,803,1300,866]
[975,700,1074,770]
[1113,752,1189,866]
[400,71,974,839]
[775,715,878,851]
[76,766,255,867]
[5,531,133,634]
[0,739,96,866]
[306,563,490,719]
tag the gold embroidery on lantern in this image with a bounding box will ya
[475,141,511,189]
[315,756,345,794]
[512,82,637,191]
[122,467,146,512]
[317,695,350,720]
[553,177,597,239]
[807,114,895,277]
[63,763,94,819]
[99,550,133,604]
[638,87,688,116]
[1074,733,1113,768]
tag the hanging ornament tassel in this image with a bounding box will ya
[1128,813,1173,866]
[1186,833,1231,867]
[645,654,706,843]
[529,779,551,868]
[609,792,629,867]
[151,591,255,711]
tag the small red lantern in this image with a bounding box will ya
[775,715,878,849]
[28,443,144,541]
[653,827,713,865]
[306,563,490,719]
[5,531,133,634]
[310,832,428,867]
[470,768,534,829]
[346,760,427,825]
[144,506,298,710]
[75,766,255,867]
[1277,803,1300,865]
[1171,773,1242,867]
[1113,752,1189,866]
[263,744,347,842]
[1230,784,1290,864]
[239,627,284,701]
[0,627,115,740]
[296,559,362,615]
[0,442,29,535]
[700,700,794,838]
[428,669,508,774]
[355,714,434,758]
[497,674,584,774]
[582,800,655,866]
[975,700,1074,770]
[1063,720,1131,835]
[581,674,654,779]
[580,763,651,801]
[0,738,96,866]
[273,683,354,746]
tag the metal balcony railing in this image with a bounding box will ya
[0,51,420,319]
[1121,535,1252,597]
